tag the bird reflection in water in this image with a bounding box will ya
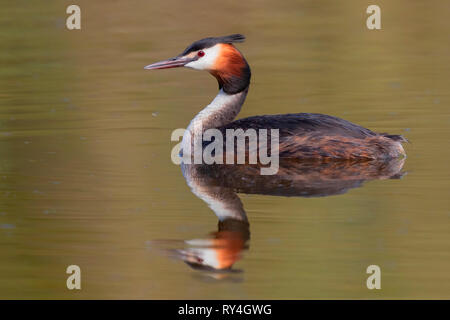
[143,35,408,278]
[174,219,250,279]
[159,158,405,278]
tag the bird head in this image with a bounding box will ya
[145,34,251,94]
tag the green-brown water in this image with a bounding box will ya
[0,0,449,299]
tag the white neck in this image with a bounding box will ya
[182,88,248,151]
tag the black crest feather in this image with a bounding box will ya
[181,34,246,56]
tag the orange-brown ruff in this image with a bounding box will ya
[210,44,248,90]
[145,34,407,160]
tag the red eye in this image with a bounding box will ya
[197,50,205,57]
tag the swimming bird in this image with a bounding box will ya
[145,34,407,160]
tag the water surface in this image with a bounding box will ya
[0,0,449,299]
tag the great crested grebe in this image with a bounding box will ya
[145,34,407,160]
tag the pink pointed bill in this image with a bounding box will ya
[144,56,195,70]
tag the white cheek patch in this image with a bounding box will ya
[185,45,221,70]
[188,248,220,269]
